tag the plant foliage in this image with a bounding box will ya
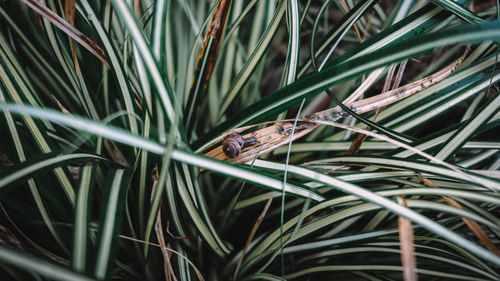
[0,0,499,280]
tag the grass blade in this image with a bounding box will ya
[94,169,128,279]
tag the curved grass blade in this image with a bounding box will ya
[421,177,500,256]
[240,165,500,270]
[35,0,89,117]
[294,245,498,280]
[297,2,453,77]
[0,245,96,281]
[244,201,499,277]
[309,0,376,73]
[310,155,500,191]
[235,180,500,209]
[0,103,324,202]
[430,0,484,23]
[434,89,500,161]
[142,160,166,258]
[0,153,104,190]
[136,116,151,235]
[392,114,499,159]
[380,62,500,134]
[174,164,231,257]
[0,6,76,106]
[0,27,47,112]
[185,36,216,136]
[285,265,491,280]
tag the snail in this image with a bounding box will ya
[222,132,258,158]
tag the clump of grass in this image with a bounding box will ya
[0,1,499,280]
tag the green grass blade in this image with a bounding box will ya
[0,153,103,189]
[109,0,176,128]
[280,0,300,86]
[73,164,95,273]
[434,89,500,161]
[94,169,128,279]
[218,0,286,115]
[431,0,484,23]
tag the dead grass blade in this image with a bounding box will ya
[63,0,78,72]
[186,0,232,132]
[348,60,407,154]
[234,197,274,278]
[204,49,468,163]
[397,197,418,281]
[119,235,206,281]
[420,176,500,256]
[20,0,109,67]
[151,171,178,281]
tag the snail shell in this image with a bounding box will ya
[222,133,258,158]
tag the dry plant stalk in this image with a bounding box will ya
[420,176,500,256]
[151,170,178,281]
[398,197,418,281]
[204,49,469,163]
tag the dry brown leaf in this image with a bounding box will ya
[151,172,178,281]
[134,0,140,18]
[64,0,78,73]
[20,0,109,67]
[186,0,232,133]
[398,197,418,281]
[420,176,500,256]
[234,197,273,277]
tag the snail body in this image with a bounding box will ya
[222,133,258,158]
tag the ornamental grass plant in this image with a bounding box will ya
[0,1,499,280]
